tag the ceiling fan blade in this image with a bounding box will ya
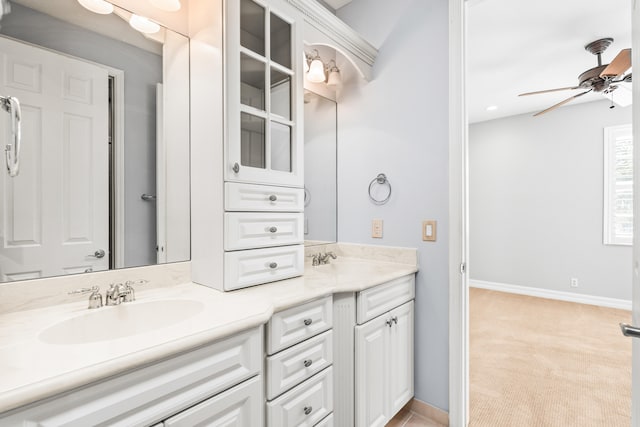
[518,86,581,96]
[533,90,592,117]
[601,48,631,78]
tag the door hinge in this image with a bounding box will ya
[459,262,466,274]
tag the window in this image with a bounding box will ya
[604,124,633,245]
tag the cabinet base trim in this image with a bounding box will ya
[408,398,449,426]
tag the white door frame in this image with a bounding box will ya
[448,0,468,426]
[631,2,639,424]
[107,68,126,269]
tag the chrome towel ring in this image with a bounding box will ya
[368,173,391,205]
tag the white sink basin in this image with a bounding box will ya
[39,299,205,345]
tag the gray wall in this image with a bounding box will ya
[337,0,450,411]
[469,100,632,300]
[1,3,162,268]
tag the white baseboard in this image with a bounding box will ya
[470,279,631,311]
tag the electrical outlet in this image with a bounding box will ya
[372,219,383,238]
[570,277,579,288]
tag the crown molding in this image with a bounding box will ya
[285,0,378,66]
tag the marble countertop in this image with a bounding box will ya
[0,254,417,414]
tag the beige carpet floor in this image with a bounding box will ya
[470,287,632,427]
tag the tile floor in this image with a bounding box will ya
[386,409,447,427]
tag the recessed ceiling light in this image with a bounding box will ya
[129,14,161,34]
[486,105,498,111]
[77,0,114,14]
[149,0,181,12]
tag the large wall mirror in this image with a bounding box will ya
[0,0,190,283]
[304,90,336,245]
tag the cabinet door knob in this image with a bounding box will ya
[232,162,240,173]
[386,319,393,327]
[269,194,278,202]
[269,226,278,233]
[304,406,313,415]
[303,318,313,326]
[269,262,278,269]
[392,316,398,324]
[303,359,313,367]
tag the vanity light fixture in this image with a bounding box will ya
[307,50,326,83]
[149,0,181,12]
[77,0,114,15]
[129,14,161,34]
[326,60,342,87]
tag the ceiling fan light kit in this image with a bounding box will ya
[519,37,632,116]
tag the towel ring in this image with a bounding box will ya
[368,173,391,205]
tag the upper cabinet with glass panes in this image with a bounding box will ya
[226,0,304,187]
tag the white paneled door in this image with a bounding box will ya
[0,37,109,280]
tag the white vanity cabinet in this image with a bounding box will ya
[265,296,334,426]
[0,327,263,427]
[355,300,414,427]
[226,0,304,187]
[333,275,415,427]
[190,0,305,292]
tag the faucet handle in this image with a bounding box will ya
[122,279,149,302]
[68,285,99,295]
[68,286,103,309]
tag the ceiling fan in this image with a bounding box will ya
[519,38,632,116]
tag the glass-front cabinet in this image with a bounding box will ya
[226,0,303,187]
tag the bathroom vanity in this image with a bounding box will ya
[0,245,417,426]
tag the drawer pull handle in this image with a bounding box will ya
[304,406,313,415]
[392,316,398,324]
[303,359,313,367]
[269,194,278,202]
[303,318,313,326]
[269,226,278,233]
[269,262,278,269]
[232,162,240,173]
[386,319,393,327]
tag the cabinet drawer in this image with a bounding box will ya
[225,182,304,212]
[0,327,262,426]
[356,275,415,324]
[267,296,332,355]
[163,375,263,426]
[224,245,304,290]
[267,367,333,427]
[225,212,304,250]
[267,330,333,400]
[315,413,334,427]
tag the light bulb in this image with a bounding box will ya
[129,14,161,34]
[149,0,181,12]
[77,0,114,14]
[327,69,342,87]
[307,58,325,83]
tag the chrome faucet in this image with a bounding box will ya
[318,252,337,264]
[105,280,148,306]
[309,251,337,266]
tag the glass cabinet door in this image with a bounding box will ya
[227,0,302,187]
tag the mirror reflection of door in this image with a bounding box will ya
[0,36,109,280]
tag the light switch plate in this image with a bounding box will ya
[422,220,436,241]
[372,219,383,238]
